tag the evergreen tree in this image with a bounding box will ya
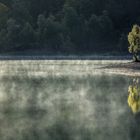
[6,18,21,49]
[63,6,83,50]
[63,6,79,32]
[99,11,113,40]
[0,0,140,54]
[0,29,7,51]
[19,22,36,47]
[0,2,9,29]
[11,0,31,23]
[37,14,47,44]
[45,15,63,51]
[87,14,101,49]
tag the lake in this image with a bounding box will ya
[0,60,138,140]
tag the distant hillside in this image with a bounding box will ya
[0,0,139,55]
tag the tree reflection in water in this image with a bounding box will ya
[128,78,140,114]
[128,78,140,140]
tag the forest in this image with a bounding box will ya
[0,0,140,55]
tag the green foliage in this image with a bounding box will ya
[117,33,127,52]
[37,14,64,50]
[62,36,75,52]
[0,0,140,54]
[11,0,32,24]
[128,79,140,114]
[88,11,113,38]
[0,3,9,29]
[19,22,36,45]
[0,2,9,13]
[45,15,64,49]
[63,6,79,31]
[37,14,46,32]
[63,6,83,48]
[99,11,113,38]
[37,14,47,43]
[86,11,113,51]
[87,14,101,39]
[128,25,140,53]
[6,18,21,49]
[0,29,7,51]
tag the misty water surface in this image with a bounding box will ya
[0,60,138,140]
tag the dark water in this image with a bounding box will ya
[0,74,138,140]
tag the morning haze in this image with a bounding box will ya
[0,0,140,140]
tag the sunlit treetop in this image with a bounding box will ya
[0,2,9,13]
[128,79,140,114]
[128,25,140,54]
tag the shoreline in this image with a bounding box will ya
[100,61,140,77]
[0,60,138,77]
[0,55,131,60]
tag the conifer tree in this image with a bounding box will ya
[0,2,9,13]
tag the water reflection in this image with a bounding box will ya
[128,78,140,140]
[128,78,140,113]
[0,75,133,140]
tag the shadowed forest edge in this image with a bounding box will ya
[0,0,140,55]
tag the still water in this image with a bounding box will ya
[0,60,138,140]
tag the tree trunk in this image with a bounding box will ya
[133,53,140,62]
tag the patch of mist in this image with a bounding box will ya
[0,60,131,77]
[0,74,134,140]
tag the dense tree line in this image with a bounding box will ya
[0,0,140,55]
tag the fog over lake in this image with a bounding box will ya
[0,60,138,140]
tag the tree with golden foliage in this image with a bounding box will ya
[128,25,140,62]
